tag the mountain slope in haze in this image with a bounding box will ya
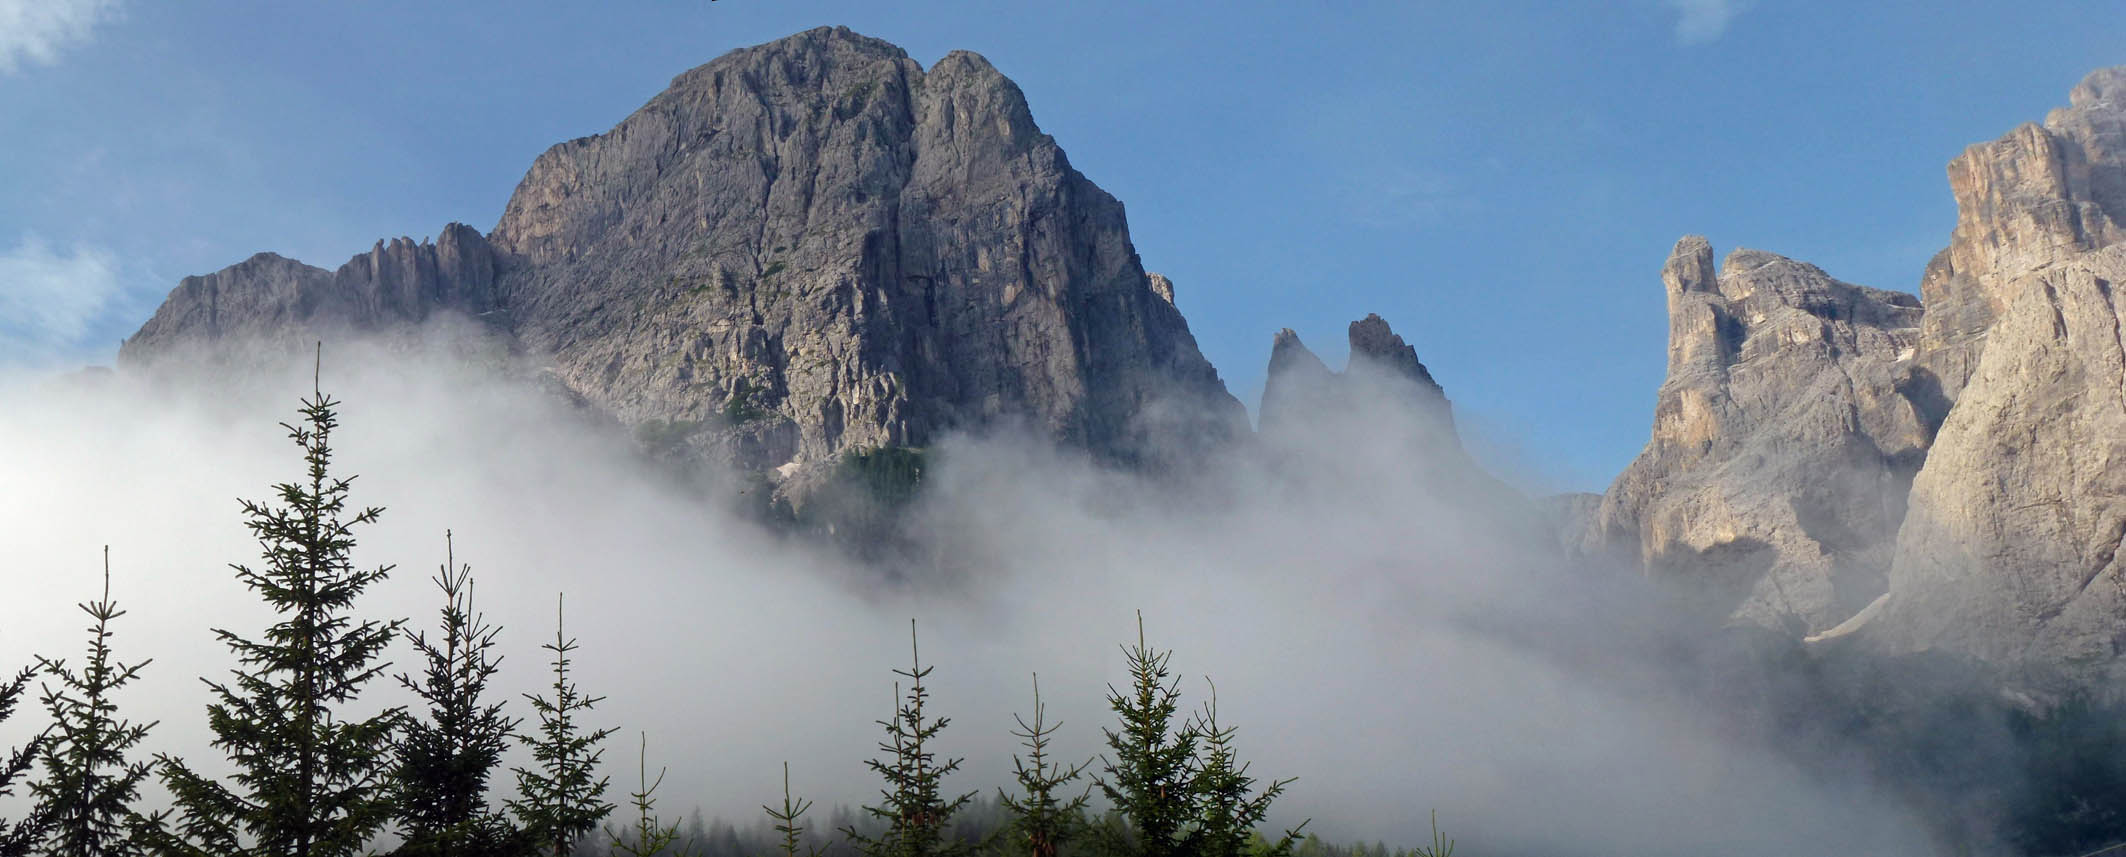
[122,27,1245,489]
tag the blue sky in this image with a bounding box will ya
[3,0,2123,490]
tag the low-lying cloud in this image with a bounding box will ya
[0,334,1938,855]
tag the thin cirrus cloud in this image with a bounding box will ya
[1663,0,1752,45]
[0,234,125,365]
[0,0,119,74]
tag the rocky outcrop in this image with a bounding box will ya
[1871,247,2126,675]
[121,27,1242,482]
[1854,68,2126,679]
[1259,314,1454,441]
[123,223,498,359]
[1912,67,2126,410]
[1592,237,1930,634]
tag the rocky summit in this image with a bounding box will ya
[122,27,1244,496]
[1590,238,1929,636]
[114,25,2126,684]
[1590,66,2126,684]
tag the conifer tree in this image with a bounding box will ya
[0,665,48,857]
[1181,680,1303,857]
[390,533,525,856]
[148,373,407,857]
[31,548,158,857]
[1095,614,1198,857]
[603,734,690,857]
[508,594,616,857]
[844,621,973,857]
[997,674,1089,857]
[762,763,822,857]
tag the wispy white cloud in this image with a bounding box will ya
[0,234,123,364]
[0,0,119,74]
[1664,0,1751,45]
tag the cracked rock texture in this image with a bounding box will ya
[1866,68,2126,679]
[121,27,1243,484]
[1590,237,1929,634]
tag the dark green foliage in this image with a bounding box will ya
[1094,616,1304,857]
[1184,681,1303,857]
[30,550,157,857]
[761,262,788,279]
[997,675,1090,857]
[762,763,822,857]
[722,379,767,425]
[2000,693,2126,856]
[844,621,974,857]
[390,534,528,857]
[148,380,407,857]
[1094,615,1198,857]
[510,595,617,857]
[0,666,49,857]
[604,735,691,857]
[837,448,926,508]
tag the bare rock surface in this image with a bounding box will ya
[121,27,1242,486]
[1913,66,2126,409]
[1592,237,1929,634]
[1873,246,2126,677]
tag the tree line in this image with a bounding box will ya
[0,379,1449,857]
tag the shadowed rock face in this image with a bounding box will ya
[121,27,1243,481]
[1259,313,1454,441]
[124,223,499,355]
[1593,237,1929,635]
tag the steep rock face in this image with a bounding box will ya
[1913,67,2126,409]
[123,224,498,358]
[1862,69,2126,678]
[1593,237,1929,634]
[484,28,1241,471]
[122,27,1242,478]
[1874,247,2126,674]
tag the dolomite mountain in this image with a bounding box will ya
[1592,66,2126,682]
[114,25,2126,680]
[122,27,1245,489]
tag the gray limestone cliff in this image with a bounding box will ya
[1591,237,1929,634]
[121,27,1244,485]
[1860,68,2126,680]
[125,223,498,355]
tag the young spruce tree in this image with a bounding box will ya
[1182,679,1304,857]
[30,548,158,857]
[508,594,616,857]
[0,665,48,857]
[390,533,525,856]
[1095,614,1198,857]
[844,621,974,857]
[603,733,692,857]
[762,762,822,857]
[998,674,1090,857]
[148,372,407,857]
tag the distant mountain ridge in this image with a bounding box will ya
[120,28,2126,684]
